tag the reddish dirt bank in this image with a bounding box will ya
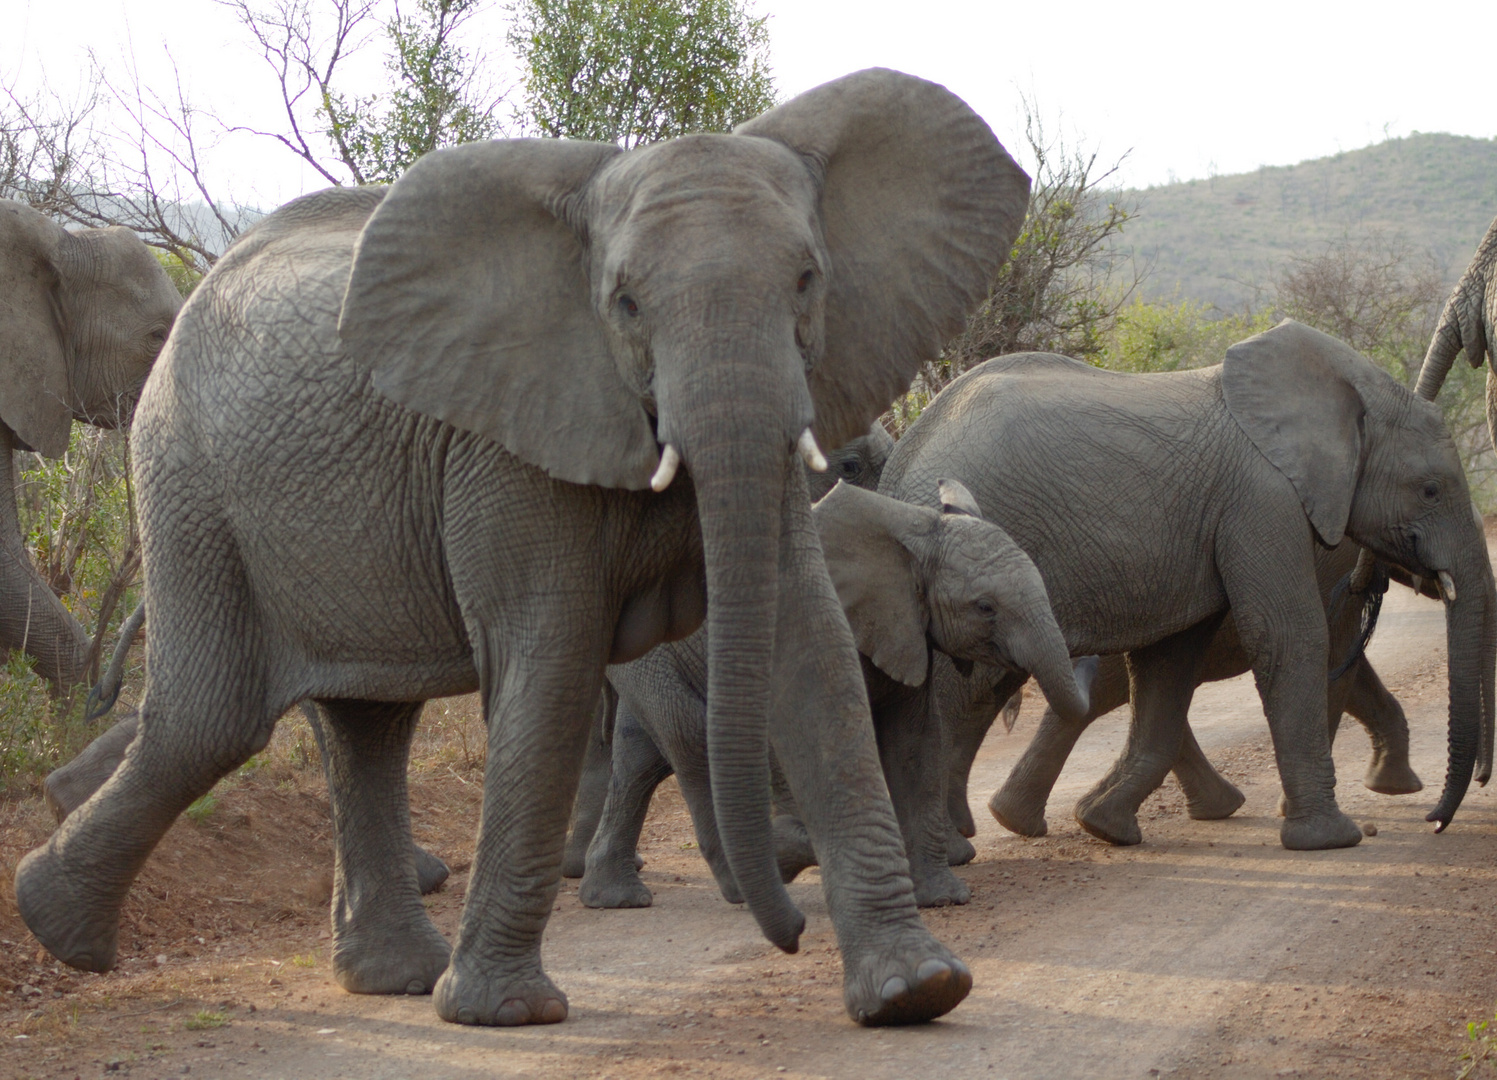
[1,579,1495,1080]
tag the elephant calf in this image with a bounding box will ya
[574,479,1093,909]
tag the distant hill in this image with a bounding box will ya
[1115,133,1497,310]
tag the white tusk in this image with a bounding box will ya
[650,444,680,492]
[1438,570,1457,604]
[797,428,827,472]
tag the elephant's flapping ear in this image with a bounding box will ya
[736,69,1031,451]
[0,202,73,459]
[937,477,982,518]
[1222,320,1367,546]
[812,481,936,686]
[339,139,663,490]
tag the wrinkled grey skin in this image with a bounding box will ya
[573,474,1090,910]
[13,70,1034,1028]
[968,540,1425,846]
[560,429,894,880]
[41,702,452,895]
[881,321,1497,851]
[0,200,181,691]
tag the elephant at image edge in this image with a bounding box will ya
[880,321,1496,850]
[963,538,1427,846]
[0,200,182,690]
[14,69,1033,1028]
[561,426,893,880]
[1415,213,1497,449]
[572,471,1093,910]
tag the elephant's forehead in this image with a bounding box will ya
[594,135,818,235]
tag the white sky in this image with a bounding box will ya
[4,0,1495,207]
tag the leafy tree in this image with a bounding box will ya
[1099,296,1272,374]
[508,0,776,147]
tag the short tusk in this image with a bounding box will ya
[1412,575,1424,597]
[650,444,681,492]
[797,428,827,472]
[1438,570,1457,604]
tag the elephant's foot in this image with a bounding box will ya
[946,830,976,866]
[1364,756,1423,796]
[414,845,450,895]
[1073,790,1143,847]
[1280,809,1363,850]
[559,840,588,880]
[332,917,451,995]
[14,843,121,973]
[1183,778,1246,821]
[912,864,971,908]
[988,785,1048,838]
[841,934,972,1026]
[772,815,817,884]
[578,857,653,908]
[948,800,976,839]
[434,961,568,1026]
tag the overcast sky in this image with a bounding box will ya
[5,0,1495,206]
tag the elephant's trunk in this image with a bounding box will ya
[657,319,811,953]
[1425,538,1497,830]
[0,425,93,690]
[1414,226,1495,401]
[1007,595,1090,724]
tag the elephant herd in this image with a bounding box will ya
[7,67,1497,1033]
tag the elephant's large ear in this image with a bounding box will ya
[813,481,935,686]
[0,203,73,458]
[736,69,1031,451]
[339,139,661,490]
[1222,320,1367,546]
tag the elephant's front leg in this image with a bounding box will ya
[434,629,608,1026]
[989,657,1127,838]
[871,670,969,907]
[1169,725,1247,821]
[1343,656,1422,795]
[767,504,970,1026]
[315,698,451,995]
[561,684,618,879]
[941,661,1026,858]
[1074,615,1224,846]
[1223,547,1362,850]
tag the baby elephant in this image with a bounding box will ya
[578,479,1094,909]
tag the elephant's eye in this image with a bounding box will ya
[838,458,861,478]
[797,270,814,294]
[618,295,640,318]
[1422,481,1440,501]
[974,599,996,617]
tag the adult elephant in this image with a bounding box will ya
[970,539,1426,845]
[575,476,1092,910]
[881,321,1496,850]
[14,70,1033,1028]
[1414,213,1497,439]
[0,200,182,690]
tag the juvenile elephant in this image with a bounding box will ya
[881,321,1496,850]
[15,70,1033,1027]
[577,478,1092,910]
[1415,213,1497,441]
[968,539,1424,845]
[0,200,182,690]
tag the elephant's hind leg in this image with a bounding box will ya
[1075,616,1223,846]
[1344,658,1422,795]
[15,568,281,973]
[1172,726,1247,820]
[579,700,675,908]
[315,698,451,995]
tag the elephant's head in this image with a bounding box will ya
[812,479,1089,720]
[1414,213,1497,402]
[1223,319,1497,830]
[0,200,183,457]
[806,423,894,503]
[336,69,1031,951]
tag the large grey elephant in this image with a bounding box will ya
[576,477,1092,910]
[970,539,1426,845]
[14,70,1033,1028]
[881,320,1497,850]
[1415,213,1497,439]
[0,200,182,690]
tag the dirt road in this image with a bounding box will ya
[3,574,1496,1079]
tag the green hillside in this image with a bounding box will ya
[1117,133,1497,309]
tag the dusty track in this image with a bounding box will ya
[3,569,1496,1079]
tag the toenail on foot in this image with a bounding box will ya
[496,1000,530,1025]
[405,979,425,995]
[880,976,909,1003]
[455,1008,477,1025]
[915,959,952,985]
[539,999,567,1023]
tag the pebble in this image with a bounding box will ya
[1361,822,1378,837]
